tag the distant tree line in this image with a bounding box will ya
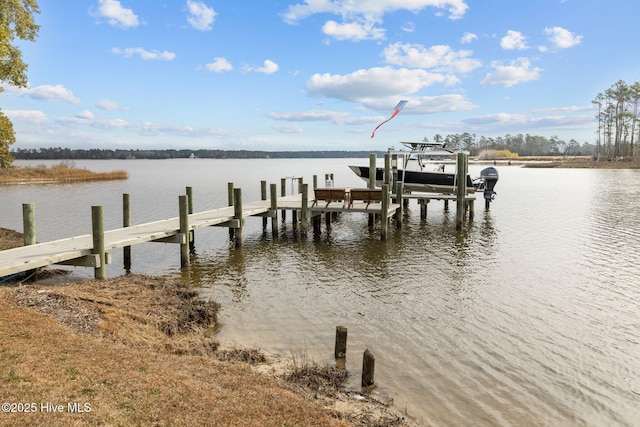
[11,134,597,161]
[592,80,640,159]
[427,133,595,157]
[10,147,385,160]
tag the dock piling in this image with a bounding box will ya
[395,182,403,228]
[228,183,235,239]
[270,183,278,237]
[381,184,389,240]
[280,178,287,222]
[335,326,348,358]
[179,195,190,267]
[123,194,131,271]
[186,187,195,252]
[261,181,268,231]
[455,152,468,229]
[369,153,376,227]
[22,203,37,279]
[91,205,106,280]
[301,183,309,231]
[233,188,243,247]
[22,203,36,246]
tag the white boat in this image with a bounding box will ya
[349,140,498,201]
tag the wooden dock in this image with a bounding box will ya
[0,187,401,280]
[1,152,480,280]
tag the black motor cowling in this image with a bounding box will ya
[480,167,498,201]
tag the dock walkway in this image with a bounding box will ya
[0,191,400,278]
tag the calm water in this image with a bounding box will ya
[1,159,639,426]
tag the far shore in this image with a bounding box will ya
[0,162,128,185]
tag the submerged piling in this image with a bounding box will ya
[362,349,375,387]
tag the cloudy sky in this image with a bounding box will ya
[2,0,638,151]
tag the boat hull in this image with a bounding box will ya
[348,165,475,194]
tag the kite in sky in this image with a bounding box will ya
[370,100,408,138]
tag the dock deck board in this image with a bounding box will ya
[0,191,401,278]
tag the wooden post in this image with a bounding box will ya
[261,180,268,231]
[280,178,287,222]
[456,152,467,229]
[186,186,195,252]
[420,199,429,220]
[362,349,375,387]
[313,215,321,235]
[384,153,391,187]
[381,184,389,240]
[22,203,37,279]
[335,326,348,358]
[369,153,376,226]
[270,183,278,238]
[233,188,243,248]
[391,154,398,189]
[469,199,475,219]
[22,203,36,246]
[395,182,403,228]
[228,183,235,239]
[179,195,190,267]
[123,194,131,271]
[301,183,308,231]
[313,174,318,190]
[444,200,449,210]
[91,205,106,280]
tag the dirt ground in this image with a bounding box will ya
[1,228,414,426]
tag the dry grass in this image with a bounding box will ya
[1,229,414,426]
[0,162,127,185]
[0,276,350,427]
[0,227,23,251]
[514,156,640,169]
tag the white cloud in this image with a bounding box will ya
[205,57,233,72]
[461,32,477,44]
[501,30,528,50]
[322,19,385,41]
[273,124,305,134]
[4,84,81,104]
[112,47,176,60]
[402,21,415,33]
[464,112,594,131]
[93,0,139,28]
[76,110,95,120]
[382,42,482,73]
[97,99,125,110]
[253,59,279,74]
[3,110,50,125]
[307,67,450,102]
[481,58,542,87]
[268,110,352,123]
[282,0,469,23]
[544,26,582,48]
[186,0,216,31]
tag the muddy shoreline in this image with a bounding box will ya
[1,227,415,426]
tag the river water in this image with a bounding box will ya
[1,159,639,426]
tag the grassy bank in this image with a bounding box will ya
[0,229,411,426]
[0,162,128,185]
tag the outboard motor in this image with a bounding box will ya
[480,167,498,205]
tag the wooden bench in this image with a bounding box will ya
[313,188,349,208]
[348,188,382,208]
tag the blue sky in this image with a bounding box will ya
[2,0,638,151]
